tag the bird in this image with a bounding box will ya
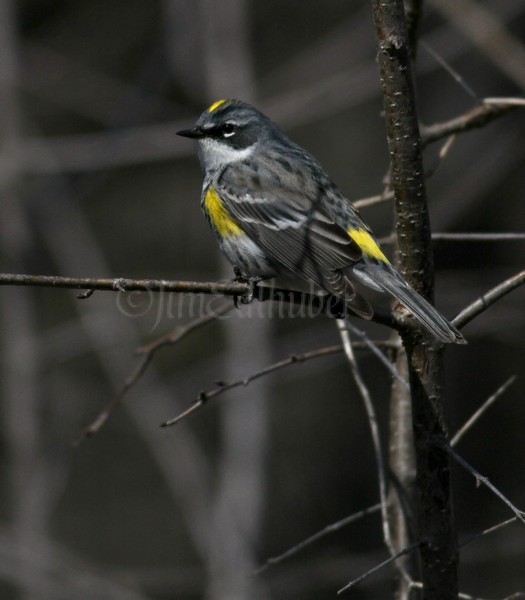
[177,99,465,344]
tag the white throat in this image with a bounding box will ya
[200,138,257,170]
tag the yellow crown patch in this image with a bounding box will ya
[208,99,228,113]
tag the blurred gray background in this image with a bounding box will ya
[0,1,524,598]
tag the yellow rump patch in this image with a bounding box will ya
[204,187,243,237]
[348,227,390,263]
[208,99,228,113]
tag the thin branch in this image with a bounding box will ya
[336,321,399,570]
[138,302,234,354]
[453,270,525,329]
[0,272,252,295]
[254,503,382,575]
[404,0,424,56]
[421,40,480,101]
[421,101,519,146]
[162,338,400,427]
[354,189,394,210]
[337,541,422,595]
[432,233,525,242]
[78,302,234,439]
[445,445,525,526]
[410,580,525,600]
[345,322,408,390]
[483,97,525,106]
[380,232,525,246]
[428,0,525,89]
[0,271,396,329]
[460,516,518,549]
[161,344,342,427]
[450,376,517,447]
[337,514,521,596]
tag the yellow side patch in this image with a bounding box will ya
[348,227,390,263]
[204,187,243,237]
[208,99,228,113]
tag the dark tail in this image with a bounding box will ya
[365,266,466,344]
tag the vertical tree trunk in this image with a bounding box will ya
[370,1,459,598]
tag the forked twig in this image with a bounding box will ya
[78,302,233,439]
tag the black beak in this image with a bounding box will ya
[176,127,205,139]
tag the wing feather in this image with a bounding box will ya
[215,153,363,297]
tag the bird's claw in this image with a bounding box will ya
[232,269,262,307]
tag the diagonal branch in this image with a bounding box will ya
[451,376,517,447]
[78,302,234,439]
[445,445,525,526]
[337,542,422,595]
[453,270,525,329]
[162,341,388,427]
[421,101,519,146]
[254,503,382,575]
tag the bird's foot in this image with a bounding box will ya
[232,267,262,306]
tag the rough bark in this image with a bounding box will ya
[371,1,459,598]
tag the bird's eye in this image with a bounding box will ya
[222,123,236,137]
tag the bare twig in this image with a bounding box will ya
[78,302,234,439]
[428,0,525,89]
[254,503,382,575]
[337,541,422,595]
[405,0,423,56]
[0,271,396,329]
[336,321,399,571]
[421,40,480,101]
[483,97,525,106]
[432,233,525,242]
[421,102,518,146]
[161,344,343,426]
[345,322,408,390]
[460,516,518,549]
[354,189,394,210]
[453,270,525,329]
[380,232,525,246]
[339,514,521,597]
[162,338,400,427]
[451,376,517,447]
[445,445,525,526]
[138,302,234,354]
[410,580,525,600]
[0,272,252,295]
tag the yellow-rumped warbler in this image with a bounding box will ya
[178,99,465,344]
